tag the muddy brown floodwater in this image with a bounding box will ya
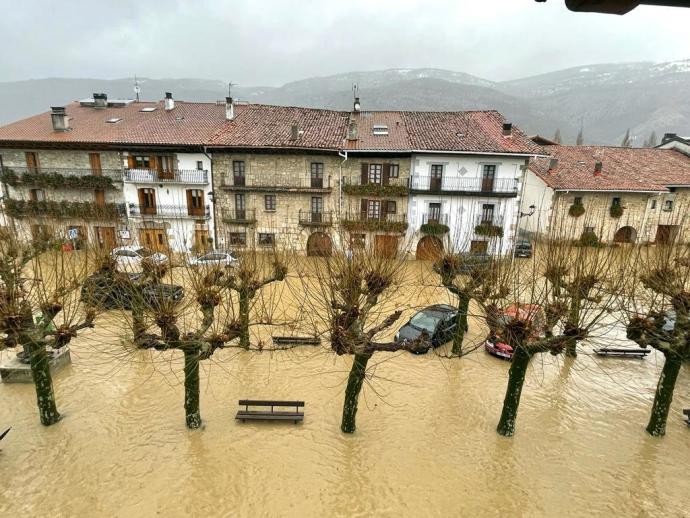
[1,260,690,517]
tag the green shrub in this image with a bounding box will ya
[568,203,585,218]
[5,198,124,220]
[342,219,408,233]
[18,172,114,190]
[609,204,623,218]
[342,183,409,197]
[579,231,600,247]
[474,223,503,238]
[420,222,450,235]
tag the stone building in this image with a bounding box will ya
[0,93,226,252]
[521,144,690,244]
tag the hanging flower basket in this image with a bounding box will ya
[420,222,450,235]
[568,203,585,218]
[474,223,503,238]
[609,204,623,218]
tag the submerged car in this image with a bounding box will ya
[483,304,546,360]
[111,246,168,273]
[395,304,459,354]
[80,272,184,310]
[188,251,238,268]
[514,239,533,258]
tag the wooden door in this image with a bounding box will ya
[416,236,443,261]
[482,165,496,192]
[235,193,246,220]
[186,189,205,217]
[25,152,39,173]
[158,155,175,180]
[140,229,167,251]
[430,165,443,191]
[89,153,102,175]
[138,188,157,215]
[311,197,323,223]
[374,235,398,258]
[306,232,332,257]
[96,226,116,249]
[94,189,106,207]
[470,240,488,254]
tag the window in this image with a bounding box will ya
[235,193,246,210]
[650,199,657,210]
[481,204,495,224]
[106,118,122,124]
[611,197,621,208]
[368,164,382,184]
[367,200,381,219]
[196,161,204,170]
[29,188,45,202]
[386,200,397,214]
[584,226,595,233]
[428,202,441,223]
[140,188,156,208]
[664,200,674,212]
[431,164,444,177]
[311,162,324,188]
[229,232,247,246]
[389,164,400,178]
[430,164,443,190]
[265,195,276,211]
[482,165,496,191]
[574,196,583,205]
[187,189,204,216]
[258,233,275,246]
[133,155,151,169]
[233,161,245,176]
[372,124,389,136]
[311,196,323,213]
[158,155,175,173]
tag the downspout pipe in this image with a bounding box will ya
[338,150,348,215]
[202,146,218,249]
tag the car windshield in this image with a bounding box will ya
[409,311,444,333]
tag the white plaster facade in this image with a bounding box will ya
[406,153,527,256]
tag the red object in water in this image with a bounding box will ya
[484,337,514,360]
[484,304,546,361]
[62,243,74,252]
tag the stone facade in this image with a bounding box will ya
[212,151,412,255]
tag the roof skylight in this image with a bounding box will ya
[106,118,122,123]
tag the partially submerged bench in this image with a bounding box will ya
[272,336,320,346]
[236,400,304,424]
[594,347,650,358]
[683,409,690,427]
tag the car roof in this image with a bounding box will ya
[420,304,456,314]
[113,245,144,252]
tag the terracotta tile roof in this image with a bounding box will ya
[208,104,349,150]
[529,145,690,192]
[344,111,409,151]
[402,111,545,155]
[0,100,226,147]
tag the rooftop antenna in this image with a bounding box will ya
[133,75,140,102]
[228,81,238,98]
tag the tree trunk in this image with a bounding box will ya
[646,352,682,437]
[496,346,531,437]
[451,292,470,356]
[133,307,146,345]
[28,342,61,426]
[239,291,250,349]
[183,348,202,429]
[341,352,372,433]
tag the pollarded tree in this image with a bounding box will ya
[625,241,690,436]
[474,234,626,436]
[308,246,428,434]
[0,227,100,425]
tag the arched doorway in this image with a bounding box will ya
[416,235,443,260]
[613,226,637,244]
[307,232,332,257]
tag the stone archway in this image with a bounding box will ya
[416,235,443,261]
[306,232,333,257]
[613,226,637,244]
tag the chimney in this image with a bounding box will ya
[50,106,69,131]
[353,97,361,113]
[662,132,677,144]
[594,161,603,176]
[290,124,299,141]
[502,122,513,136]
[347,120,358,141]
[548,158,559,171]
[164,92,175,111]
[225,97,234,120]
[93,93,107,109]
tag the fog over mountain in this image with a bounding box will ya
[1,59,688,145]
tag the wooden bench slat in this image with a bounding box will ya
[238,400,304,407]
[236,413,304,421]
[237,410,303,417]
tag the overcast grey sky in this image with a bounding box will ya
[1,0,689,84]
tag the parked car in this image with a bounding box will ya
[514,239,533,258]
[483,304,546,360]
[395,304,459,354]
[111,246,168,272]
[80,272,184,310]
[188,251,238,268]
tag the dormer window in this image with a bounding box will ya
[372,124,389,136]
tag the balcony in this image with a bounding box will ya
[221,208,257,225]
[420,213,450,235]
[1,166,122,188]
[422,213,449,225]
[128,204,211,219]
[341,213,408,233]
[298,210,334,227]
[409,176,518,196]
[4,198,126,220]
[124,168,209,184]
[341,176,409,197]
[221,174,331,192]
